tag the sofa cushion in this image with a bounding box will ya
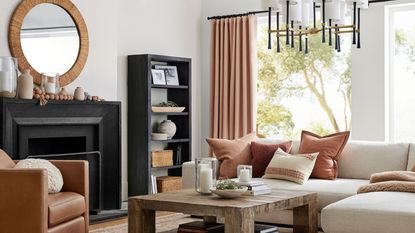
[263,149,318,184]
[338,141,409,179]
[407,143,415,171]
[321,192,415,233]
[0,150,15,169]
[251,141,292,177]
[257,177,368,211]
[299,131,350,180]
[206,133,256,178]
[48,192,86,227]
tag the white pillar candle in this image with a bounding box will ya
[0,71,12,92]
[200,168,213,194]
[45,82,56,94]
[239,168,251,182]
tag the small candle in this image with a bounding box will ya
[45,82,56,94]
[239,168,251,182]
[200,168,213,194]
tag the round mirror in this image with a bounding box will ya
[21,3,80,76]
[9,0,89,87]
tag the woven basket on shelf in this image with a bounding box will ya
[156,176,182,193]
[151,150,173,167]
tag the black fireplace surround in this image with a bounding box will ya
[0,98,121,214]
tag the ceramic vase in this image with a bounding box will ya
[17,69,33,99]
[158,120,176,139]
[74,87,85,101]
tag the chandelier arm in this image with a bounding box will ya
[277,12,281,52]
[305,37,309,54]
[338,34,341,52]
[291,21,295,48]
[322,0,326,43]
[313,2,317,29]
[335,24,339,50]
[268,7,272,49]
[299,26,303,52]
[286,1,290,45]
[329,19,333,46]
[353,2,357,44]
[357,8,361,48]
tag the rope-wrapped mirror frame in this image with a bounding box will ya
[8,0,89,87]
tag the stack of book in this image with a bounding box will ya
[178,221,279,233]
[235,180,272,196]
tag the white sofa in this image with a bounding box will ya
[182,140,415,233]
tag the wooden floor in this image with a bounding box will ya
[89,212,173,231]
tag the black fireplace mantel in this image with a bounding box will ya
[0,98,121,211]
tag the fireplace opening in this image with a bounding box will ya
[28,137,87,155]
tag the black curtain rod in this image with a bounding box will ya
[207,0,396,21]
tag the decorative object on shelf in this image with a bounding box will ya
[74,87,85,101]
[41,72,60,94]
[210,179,248,199]
[237,165,253,183]
[17,69,33,99]
[156,176,182,193]
[195,157,218,194]
[263,0,368,53]
[175,145,182,165]
[152,101,185,113]
[59,87,69,95]
[151,69,166,85]
[150,175,158,194]
[0,57,18,98]
[151,133,169,141]
[158,120,177,139]
[155,65,179,85]
[151,150,173,167]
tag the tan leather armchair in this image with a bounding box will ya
[0,150,89,233]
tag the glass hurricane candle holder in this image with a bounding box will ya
[195,157,218,194]
[41,72,60,94]
[0,57,18,98]
[237,165,252,183]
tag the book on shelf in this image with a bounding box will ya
[178,221,224,233]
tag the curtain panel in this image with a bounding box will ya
[209,15,257,140]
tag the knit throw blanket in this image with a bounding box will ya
[357,171,415,194]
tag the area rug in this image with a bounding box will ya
[90,213,197,233]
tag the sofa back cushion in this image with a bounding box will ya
[0,149,15,169]
[407,143,415,171]
[337,141,409,179]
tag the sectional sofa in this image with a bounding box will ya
[182,140,415,233]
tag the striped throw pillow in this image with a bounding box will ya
[262,148,319,184]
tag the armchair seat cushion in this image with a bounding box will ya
[48,192,86,227]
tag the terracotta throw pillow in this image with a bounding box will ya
[299,130,350,180]
[263,148,319,184]
[251,141,293,177]
[206,133,256,178]
[412,165,415,172]
[0,149,15,169]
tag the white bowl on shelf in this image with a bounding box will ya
[151,133,168,141]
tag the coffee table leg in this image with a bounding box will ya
[128,199,156,233]
[293,196,318,233]
[224,208,254,233]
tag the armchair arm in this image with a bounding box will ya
[0,169,48,233]
[182,161,196,189]
[50,160,89,231]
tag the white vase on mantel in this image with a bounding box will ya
[158,120,176,139]
[74,87,85,101]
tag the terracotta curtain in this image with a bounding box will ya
[210,15,257,140]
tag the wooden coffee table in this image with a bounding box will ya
[129,189,317,233]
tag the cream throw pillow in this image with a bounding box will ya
[262,148,319,184]
[15,159,63,193]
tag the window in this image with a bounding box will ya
[256,19,352,139]
[388,5,415,142]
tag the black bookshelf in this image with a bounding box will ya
[128,54,192,196]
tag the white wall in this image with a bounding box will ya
[0,0,118,100]
[351,0,415,141]
[117,0,203,198]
